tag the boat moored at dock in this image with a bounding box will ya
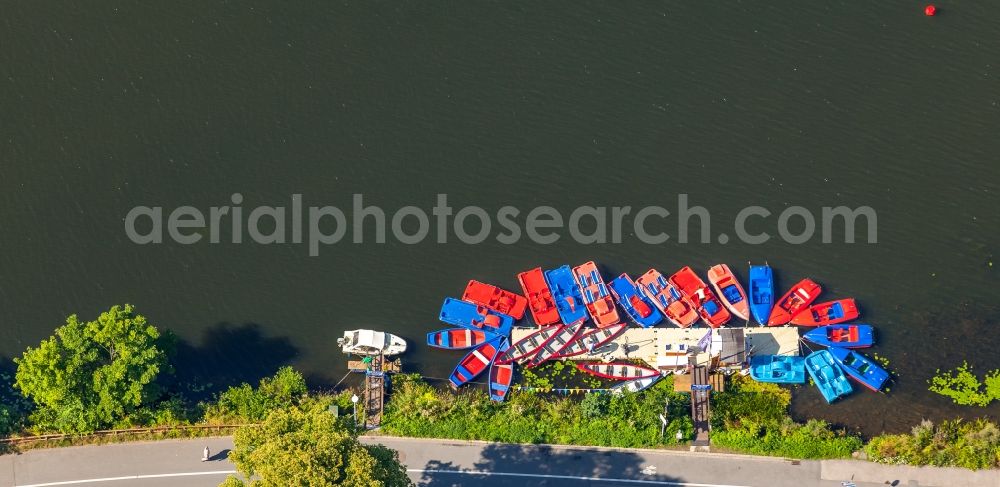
[573,261,620,327]
[462,280,528,320]
[790,298,859,326]
[636,269,698,327]
[668,266,731,327]
[338,329,407,356]
[525,320,584,368]
[449,337,504,388]
[488,340,514,402]
[804,350,854,403]
[768,278,822,326]
[545,266,589,325]
[829,347,889,391]
[517,267,561,326]
[496,325,561,365]
[803,324,874,348]
[554,322,628,358]
[707,264,750,321]
[608,273,664,328]
[749,355,806,384]
[577,362,660,380]
[748,264,774,325]
[426,328,497,350]
[439,298,514,336]
[610,375,662,394]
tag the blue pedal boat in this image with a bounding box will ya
[608,273,664,328]
[439,298,514,337]
[748,264,774,325]
[802,324,874,348]
[544,265,589,325]
[749,355,806,384]
[829,347,890,392]
[804,350,854,403]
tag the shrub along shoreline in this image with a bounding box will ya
[1,304,998,471]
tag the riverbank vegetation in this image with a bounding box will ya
[2,304,999,470]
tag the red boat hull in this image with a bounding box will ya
[572,261,620,328]
[462,280,528,320]
[636,269,698,327]
[517,268,561,326]
[554,323,628,358]
[525,321,584,368]
[496,325,560,365]
[790,298,859,326]
[576,362,659,380]
[668,266,731,327]
[768,278,822,326]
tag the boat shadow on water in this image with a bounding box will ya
[416,443,684,486]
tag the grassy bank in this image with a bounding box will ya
[382,372,861,459]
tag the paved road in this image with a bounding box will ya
[0,436,997,487]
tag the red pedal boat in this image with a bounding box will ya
[576,362,660,380]
[706,264,750,321]
[668,266,731,327]
[572,261,620,327]
[525,321,584,368]
[636,269,699,327]
[495,325,561,365]
[554,323,628,358]
[790,298,859,326]
[448,338,503,388]
[517,267,561,326]
[462,280,528,320]
[768,278,822,326]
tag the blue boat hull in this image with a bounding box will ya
[608,274,663,328]
[439,298,514,337]
[749,355,806,384]
[748,265,774,325]
[804,350,854,403]
[802,325,874,348]
[545,266,589,325]
[829,347,889,392]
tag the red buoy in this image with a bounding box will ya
[924,5,937,16]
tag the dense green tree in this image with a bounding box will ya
[222,406,412,487]
[204,366,308,422]
[14,304,169,433]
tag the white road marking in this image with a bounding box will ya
[16,470,236,487]
[406,469,750,487]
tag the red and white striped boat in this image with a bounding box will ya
[525,321,585,368]
[495,326,561,365]
[576,362,660,380]
[555,323,628,358]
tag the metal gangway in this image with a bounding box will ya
[362,353,386,429]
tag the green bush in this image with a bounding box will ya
[383,373,691,448]
[867,419,1000,469]
[203,366,307,423]
[710,375,860,459]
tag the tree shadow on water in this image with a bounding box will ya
[417,443,683,486]
[169,322,298,400]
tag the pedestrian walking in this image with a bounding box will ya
[202,446,211,462]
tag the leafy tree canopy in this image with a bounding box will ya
[14,304,168,433]
[222,406,412,487]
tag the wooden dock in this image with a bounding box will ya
[509,326,800,370]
